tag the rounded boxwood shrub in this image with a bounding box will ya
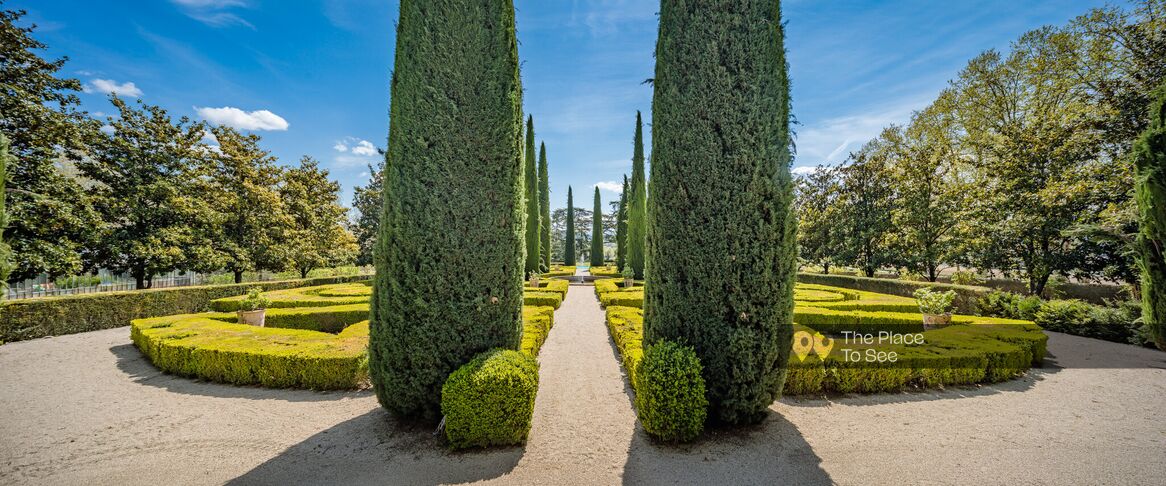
[634,341,708,443]
[441,349,539,450]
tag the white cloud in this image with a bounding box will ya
[791,166,817,176]
[99,124,116,135]
[196,106,288,131]
[84,79,143,98]
[351,140,377,156]
[333,142,348,152]
[594,181,623,193]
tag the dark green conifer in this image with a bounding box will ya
[539,142,551,270]
[643,0,796,425]
[565,186,576,265]
[626,111,647,279]
[523,116,540,275]
[371,0,525,421]
[590,187,604,266]
[1133,83,1166,350]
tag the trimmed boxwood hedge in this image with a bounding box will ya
[797,273,987,313]
[131,311,370,390]
[441,349,539,449]
[1,275,371,343]
[602,285,1048,399]
[634,341,707,442]
[520,305,555,356]
[210,283,371,311]
[131,283,557,393]
[523,290,563,309]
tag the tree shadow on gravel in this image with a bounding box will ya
[599,319,833,485]
[227,408,523,486]
[110,343,365,403]
[621,411,833,485]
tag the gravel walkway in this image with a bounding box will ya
[1,279,1164,485]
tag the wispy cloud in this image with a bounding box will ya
[567,0,657,37]
[196,106,289,131]
[594,181,623,193]
[169,0,253,29]
[83,79,143,97]
[794,96,929,165]
[791,166,817,176]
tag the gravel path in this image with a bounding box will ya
[1,280,1164,485]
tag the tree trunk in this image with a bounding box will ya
[864,266,875,278]
[927,264,938,282]
[234,270,244,284]
[300,268,309,279]
[822,261,830,274]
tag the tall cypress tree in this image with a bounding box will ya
[0,133,12,295]
[564,186,576,265]
[371,0,525,421]
[539,142,551,270]
[644,0,796,425]
[616,174,629,270]
[1133,83,1166,351]
[590,187,604,266]
[626,111,648,279]
[524,116,540,275]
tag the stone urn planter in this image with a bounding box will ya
[624,278,634,288]
[922,312,952,329]
[529,273,540,289]
[238,308,266,327]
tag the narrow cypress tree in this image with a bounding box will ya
[644,0,796,425]
[1133,83,1166,350]
[626,111,648,279]
[0,133,12,296]
[371,0,525,421]
[564,186,576,265]
[590,187,604,266]
[616,174,629,270]
[523,116,540,275]
[539,142,551,270]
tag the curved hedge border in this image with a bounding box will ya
[133,283,559,391]
[210,283,372,311]
[797,273,987,313]
[601,283,1047,397]
[131,306,371,390]
[1,275,372,343]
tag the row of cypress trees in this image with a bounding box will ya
[371,0,799,430]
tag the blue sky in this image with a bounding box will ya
[13,0,1107,214]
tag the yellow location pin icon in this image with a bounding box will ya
[813,332,834,359]
[792,331,813,362]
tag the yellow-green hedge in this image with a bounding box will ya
[542,266,577,278]
[523,290,563,309]
[520,305,556,356]
[603,303,1047,397]
[1,274,372,343]
[131,312,370,390]
[589,266,621,277]
[441,349,539,449]
[132,282,558,390]
[526,279,569,298]
[210,283,372,311]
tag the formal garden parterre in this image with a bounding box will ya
[596,278,1048,438]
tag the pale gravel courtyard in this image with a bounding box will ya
[1,284,1164,485]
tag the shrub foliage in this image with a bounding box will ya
[371,1,525,421]
[644,0,796,425]
[590,187,604,265]
[565,186,576,265]
[441,349,539,449]
[634,341,708,442]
